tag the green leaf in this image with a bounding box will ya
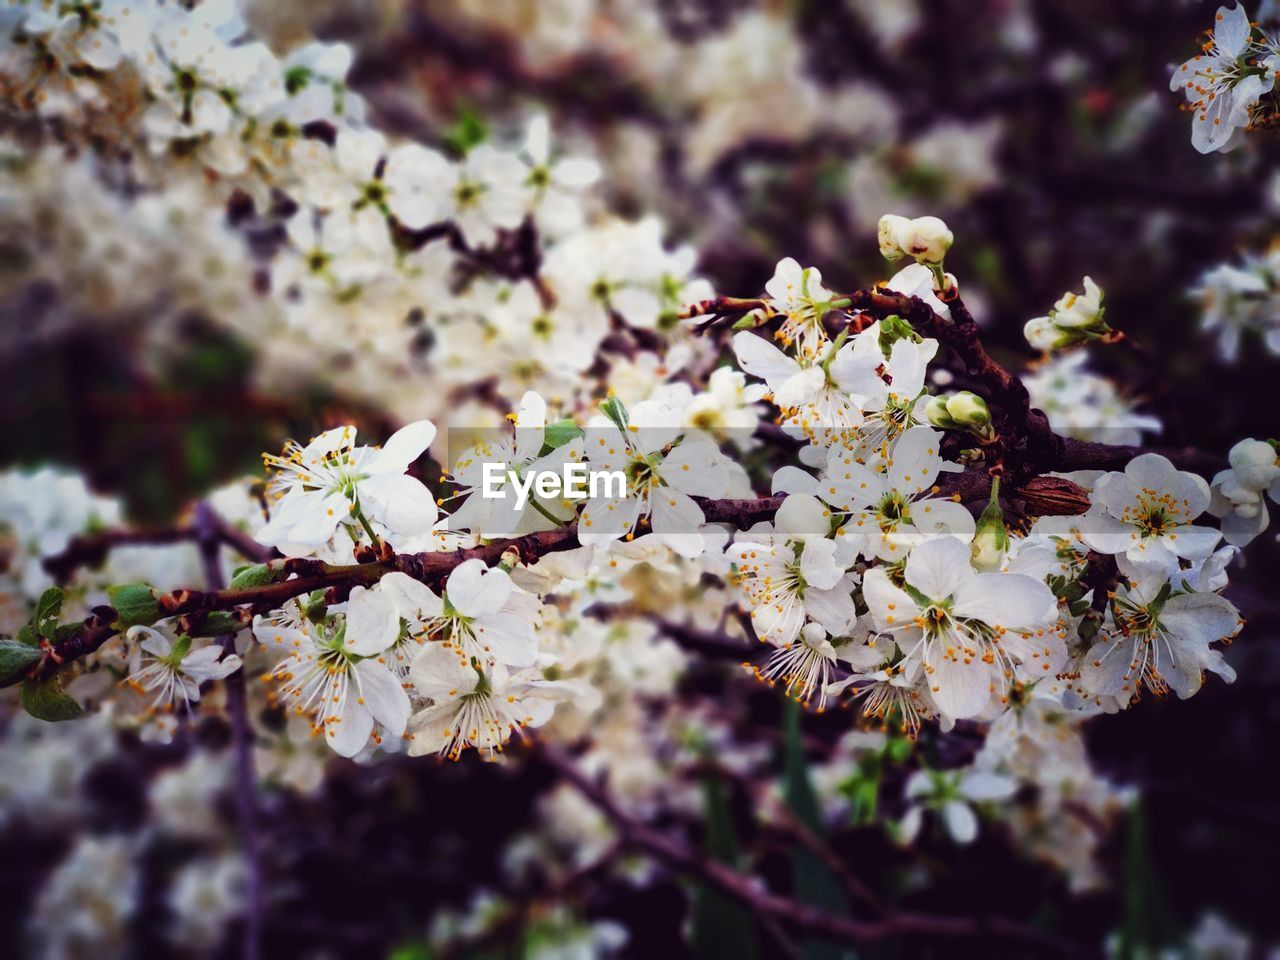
[107,583,160,629]
[188,613,245,638]
[690,777,759,959]
[542,419,584,452]
[441,107,487,156]
[35,587,64,637]
[17,624,37,647]
[228,563,275,590]
[169,633,193,661]
[781,699,853,960]
[599,394,629,432]
[20,674,84,722]
[877,314,921,353]
[0,638,42,687]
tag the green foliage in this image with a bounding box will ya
[20,674,84,722]
[542,419,585,453]
[599,394,630,432]
[228,562,276,590]
[441,107,488,156]
[0,638,42,686]
[691,777,759,959]
[34,587,64,638]
[188,613,247,637]
[781,699,855,960]
[107,582,160,629]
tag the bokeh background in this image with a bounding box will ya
[3,0,1279,957]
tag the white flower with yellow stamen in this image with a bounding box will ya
[253,587,410,757]
[1078,567,1240,705]
[579,397,732,558]
[821,425,974,561]
[862,537,1057,722]
[732,330,866,447]
[728,494,857,648]
[381,560,541,670]
[124,625,242,713]
[1081,453,1222,575]
[406,642,577,760]
[1170,3,1273,154]
[256,420,437,557]
[760,257,843,361]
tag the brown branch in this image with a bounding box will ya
[41,516,275,582]
[685,287,1221,481]
[541,745,1086,957]
[42,527,200,582]
[24,496,790,683]
[194,503,263,960]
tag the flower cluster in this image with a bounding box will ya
[1,1,1277,952]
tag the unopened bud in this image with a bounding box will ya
[971,479,1009,572]
[1227,438,1280,491]
[1023,316,1066,351]
[898,215,953,265]
[924,395,959,430]
[945,391,990,428]
[1015,475,1091,517]
[878,214,911,261]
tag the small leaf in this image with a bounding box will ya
[542,419,584,452]
[599,394,629,432]
[169,634,193,661]
[0,639,42,687]
[21,674,84,722]
[691,777,759,959]
[189,613,245,638]
[781,699,851,960]
[35,587,64,637]
[107,583,160,629]
[228,563,275,590]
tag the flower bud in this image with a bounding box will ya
[878,214,911,261]
[971,480,1009,572]
[1227,438,1280,491]
[944,391,990,428]
[898,215,953,264]
[1015,475,1091,517]
[1023,316,1064,351]
[1051,276,1104,329]
[924,395,959,430]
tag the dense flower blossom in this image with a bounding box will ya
[1,2,1277,947]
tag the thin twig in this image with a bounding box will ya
[541,745,1087,956]
[195,503,264,960]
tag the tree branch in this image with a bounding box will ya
[194,504,264,960]
[541,745,1085,957]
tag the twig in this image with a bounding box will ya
[42,526,200,582]
[194,503,264,960]
[542,745,1086,956]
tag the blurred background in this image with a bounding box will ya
[3,0,1280,957]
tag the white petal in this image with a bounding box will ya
[343,586,401,656]
[354,659,411,736]
[446,559,512,618]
